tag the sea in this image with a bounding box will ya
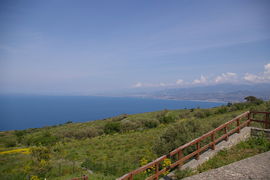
[0,95,225,131]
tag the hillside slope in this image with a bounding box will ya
[0,100,269,180]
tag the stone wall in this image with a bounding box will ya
[251,127,270,139]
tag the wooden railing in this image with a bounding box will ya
[118,111,270,180]
[250,111,270,129]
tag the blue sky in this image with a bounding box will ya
[0,0,270,95]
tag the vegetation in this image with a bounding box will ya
[0,98,269,179]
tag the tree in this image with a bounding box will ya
[245,96,257,102]
[244,96,263,105]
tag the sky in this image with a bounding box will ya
[0,0,270,95]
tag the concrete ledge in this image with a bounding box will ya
[251,127,270,139]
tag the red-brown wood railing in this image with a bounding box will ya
[118,111,270,180]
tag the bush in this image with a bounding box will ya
[14,130,27,143]
[30,146,52,178]
[157,110,177,124]
[215,106,228,114]
[81,158,127,176]
[104,122,121,134]
[194,110,211,119]
[61,127,102,139]
[143,119,160,128]
[120,120,140,132]
[159,115,176,124]
[25,132,59,146]
[175,168,194,179]
[31,146,51,161]
[178,111,191,119]
[153,120,204,156]
[3,138,17,147]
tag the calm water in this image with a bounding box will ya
[0,95,224,131]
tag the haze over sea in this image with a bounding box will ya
[0,95,224,131]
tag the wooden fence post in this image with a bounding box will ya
[266,113,269,129]
[224,126,228,141]
[247,112,251,126]
[196,142,200,160]
[211,132,215,150]
[154,162,159,180]
[178,150,183,167]
[237,119,240,133]
[129,173,133,180]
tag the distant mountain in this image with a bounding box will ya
[139,83,270,102]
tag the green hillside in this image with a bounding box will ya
[0,98,269,180]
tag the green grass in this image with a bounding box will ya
[0,100,269,179]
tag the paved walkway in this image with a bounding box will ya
[183,151,270,180]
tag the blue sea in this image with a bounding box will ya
[0,95,225,131]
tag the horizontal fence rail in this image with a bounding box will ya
[118,111,270,180]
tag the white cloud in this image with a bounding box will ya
[132,82,168,88]
[133,63,270,89]
[159,82,166,87]
[133,82,143,88]
[244,73,260,82]
[214,72,237,83]
[192,75,207,84]
[133,79,186,88]
[264,63,270,74]
[176,79,184,85]
[244,63,270,83]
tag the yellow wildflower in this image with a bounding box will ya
[0,148,30,155]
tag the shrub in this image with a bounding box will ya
[153,120,204,156]
[104,122,121,134]
[30,146,51,161]
[25,132,59,146]
[120,120,140,132]
[3,138,17,147]
[29,146,52,178]
[175,168,194,179]
[61,127,102,139]
[81,158,126,176]
[178,111,191,119]
[156,109,169,119]
[159,115,176,124]
[14,130,27,143]
[157,110,177,124]
[194,111,207,118]
[143,119,160,128]
[215,106,228,114]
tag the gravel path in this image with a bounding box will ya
[183,151,270,180]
